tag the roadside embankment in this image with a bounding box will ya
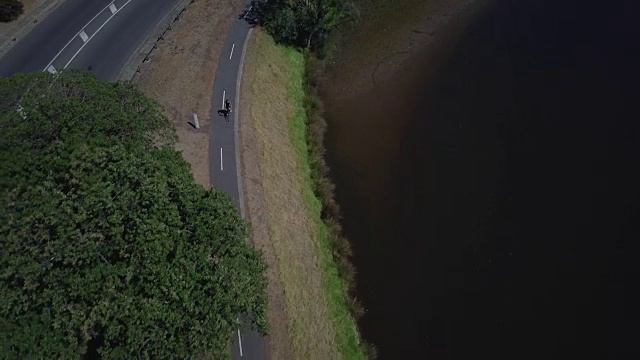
[238,29,367,359]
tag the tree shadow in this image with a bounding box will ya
[238,1,265,27]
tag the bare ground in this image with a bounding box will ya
[238,30,339,359]
[134,0,246,188]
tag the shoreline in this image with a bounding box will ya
[319,0,491,355]
[321,0,493,98]
[319,0,489,203]
[323,0,488,100]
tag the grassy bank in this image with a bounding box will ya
[239,30,367,358]
[289,53,367,360]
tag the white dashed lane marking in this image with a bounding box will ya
[43,0,133,72]
[79,30,89,42]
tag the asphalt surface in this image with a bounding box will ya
[209,7,267,360]
[1,0,266,358]
[0,0,180,81]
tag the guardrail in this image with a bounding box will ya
[118,0,196,82]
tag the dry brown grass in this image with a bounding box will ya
[134,0,245,188]
[239,30,341,359]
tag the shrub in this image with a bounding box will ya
[0,0,23,23]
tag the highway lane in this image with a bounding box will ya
[209,7,267,360]
[0,0,112,76]
[68,0,179,81]
[0,0,180,81]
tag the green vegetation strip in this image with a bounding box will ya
[282,46,366,359]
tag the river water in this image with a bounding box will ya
[322,0,640,358]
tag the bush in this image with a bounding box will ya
[0,0,23,22]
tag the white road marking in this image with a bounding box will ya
[79,30,89,42]
[237,328,243,356]
[229,44,235,59]
[63,0,134,69]
[43,0,133,72]
[221,90,226,109]
[108,3,117,14]
[220,148,223,171]
[43,1,123,72]
[46,65,58,74]
[243,5,253,19]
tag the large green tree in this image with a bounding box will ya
[255,0,349,50]
[0,71,267,358]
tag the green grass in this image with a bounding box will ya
[282,46,367,359]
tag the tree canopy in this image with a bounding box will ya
[0,71,267,358]
[254,0,350,50]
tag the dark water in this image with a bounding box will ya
[324,0,640,359]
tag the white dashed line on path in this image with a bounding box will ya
[243,5,252,19]
[221,90,226,109]
[229,44,235,60]
[220,148,224,171]
[237,328,243,356]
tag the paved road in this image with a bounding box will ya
[0,0,180,81]
[209,6,267,360]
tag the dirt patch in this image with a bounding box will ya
[134,0,245,188]
[239,30,340,358]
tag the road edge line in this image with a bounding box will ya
[234,26,252,220]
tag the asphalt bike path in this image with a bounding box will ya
[209,5,267,359]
